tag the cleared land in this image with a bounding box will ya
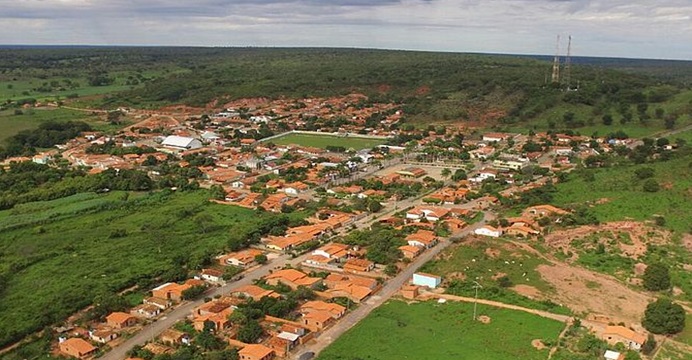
[269,133,386,150]
[317,300,564,360]
[0,190,306,348]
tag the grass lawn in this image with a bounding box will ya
[317,300,564,360]
[0,107,121,144]
[268,133,386,150]
[675,314,692,346]
[0,190,306,348]
[656,340,692,360]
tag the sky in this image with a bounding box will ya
[1,0,691,60]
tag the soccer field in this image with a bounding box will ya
[269,133,386,150]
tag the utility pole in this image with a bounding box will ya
[472,281,483,321]
[565,35,572,90]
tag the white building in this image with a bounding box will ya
[161,135,203,150]
[474,225,503,238]
[412,273,442,288]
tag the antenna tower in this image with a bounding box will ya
[565,35,572,89]
[551,34,561,83]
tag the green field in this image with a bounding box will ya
[317,300,565,360]
[553,155,692,234]
[0,190,307,349]
[0,107,120,143]
[268,133,386,150]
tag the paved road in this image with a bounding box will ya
[290,210,491,359]
[100,254,290,360]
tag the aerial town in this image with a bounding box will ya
[2,90,684,360]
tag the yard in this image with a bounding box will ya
[0,190,307,349]
[317,300,565,360]
[268,133,386,150]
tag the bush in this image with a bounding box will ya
[642,179,660,193]
[642,263,670,291]
[642,298,686,334]
[634,167,655,179]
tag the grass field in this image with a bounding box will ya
[553,155,692,234]
[0,107,121,144]
[0,190,306,348]
[317,300,565,360]
[268,133,386,150]
[656,341,692,360]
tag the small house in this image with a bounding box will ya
[412,273,442,288]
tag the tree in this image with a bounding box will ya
[237,319,263,343]
[634,167,654,180]
[642,263,670,291]
[367,198,383,213]
[194,214,215,233]
[640,334,656,355]
[602,114,613,126]
[642,298,685,334]
[451,169,467,181]
[254,254,268,265]
[181,285,207,300]
[642,179,660,193]
[441,168,451,180]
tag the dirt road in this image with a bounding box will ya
[290,211,490,359]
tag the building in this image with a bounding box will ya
[412,273,442,288]
[300,300,346,319]
[601,326,647,350]
[231,285,279,301]
[493,159,528,170]
[106,312,137,329]
[604,350,624,360]
[264,269,321,290]
[401,284,421,299]
[130,304,161,318]
[239,344,275,360]
[90,329,118,343]
[405,230,438,249]
[398,245,422,259]
[59,338,97,358]
[343,258,375,272]
[474,225,502,238]
[218,249,264,267]
[161,135,203,150]
[302,310,335,330]
[160,329,190,345]
[199,268,224,283]
[396,167,427,178]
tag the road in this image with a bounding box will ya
[290,210,491,359]
[100,254,290,360]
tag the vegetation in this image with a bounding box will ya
[642,298,686,335]
[642,262,671,291]
[318,300,564,360]
[0,190,308,348]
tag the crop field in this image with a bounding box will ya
[267,133,387,150]
[552,155,692,234]
[317,300,565,360]
[0,190,306,348]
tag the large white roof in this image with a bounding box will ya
[162,135,199,148]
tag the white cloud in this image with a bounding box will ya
[0,0,690,60]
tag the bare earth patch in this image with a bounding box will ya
[477,315,491,324]
[512,284,544,300]
[531,339,546,350]
[485,248,501,258]
[537,264,652,324]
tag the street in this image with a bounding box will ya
[289,209,491,359]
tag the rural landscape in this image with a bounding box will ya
[0,43,691,360]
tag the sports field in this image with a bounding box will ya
[269,133,386,150]
[317,300,564,360]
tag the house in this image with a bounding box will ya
[144,297,171,310]
[505,224,540,237]
[311,243,350,261]
[199,268,224,283]
[90,329,118,343]
[343,258,375,272]
[299,300,346,319]
[218,249,264,267]
[160,329,190,345]
[405,207,450,222]
[405,230,438,249]
[482,132,514,142]
[151,279,205,301]
[601,326,647,350]
[59,338,97,358]
[267,333,299,357]
[106,312,137,329]
[493,159,528,170]
[264,269,322,290]
[604,350,625,360]
[231,285,280,301]
[523,205,569,218]
[412,273,442,288]
[130,304,161,318]
[144,343,175,355]
[396,167,427,178]
[239,344,275,360]
[400,284,421,299]
[302,311,335,330]
[322,282,373,303]
[398,245,422,259]
[161,135,203,150]
[474,225,503,238]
